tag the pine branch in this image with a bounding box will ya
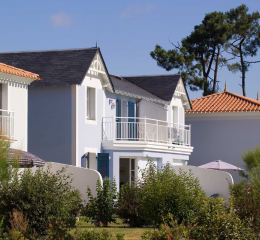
[244,60,260,64]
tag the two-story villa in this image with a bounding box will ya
[0,47,193,189]
[0,62,40,151]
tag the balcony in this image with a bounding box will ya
[0,110,14,139]
[102,117,191,148]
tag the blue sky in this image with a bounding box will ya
[1,0,260,99]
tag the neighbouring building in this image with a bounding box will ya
[0,47,193,189]
[186,85,260,182]
[0,62,40,151]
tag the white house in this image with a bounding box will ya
[0,47,193,189]
[0,62,40,151]
[186,85,260,182]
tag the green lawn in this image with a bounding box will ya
[75,218,152,240]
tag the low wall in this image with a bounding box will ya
[170,165,233,201]
[31,162,102,202]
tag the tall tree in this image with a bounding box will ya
[226,4,260,96]
[151,11,232,96]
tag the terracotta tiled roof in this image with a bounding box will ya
[186,90,260,113]
[0,62,40,80]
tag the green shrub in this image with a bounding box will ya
[230,146,260,235]
[191,197,257,240]
[0,165,82,235]
[142,214,193,240]
[82,178,117,227]
[0,135,19,183]
[3,209,38,240]
[139,161,205,227]
[116,183,146,227]
[142,197,257,240]
[231,182,260,235]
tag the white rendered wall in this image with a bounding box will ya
[0,73,35,152]
[76,72,105,167]
[168,95,185,125]
[136,99,167,121]
[186,113,260,182]
[31,162,102,202]
[8,82,28,151]
[170,165,233,201]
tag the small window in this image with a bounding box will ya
[86,87,96,120]
[172,106,179,124]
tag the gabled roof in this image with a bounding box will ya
[0,47,114,90]
[122,74,181,102]
[0,62,40,80]
[110,75,168,104]
[186,89,260,114]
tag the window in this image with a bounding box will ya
[130,159,135,183]
[86,87,96,120]
[172,106,178,124]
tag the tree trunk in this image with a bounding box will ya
[239,39,246,96]
[213,46,220,93]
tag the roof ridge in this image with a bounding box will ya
[110,74,167,103]
[0,62,40,80]
[0,47,98,54]
[187,90,260,114]
[225,90,260,106]
[191,91,225,102]
[0,62,37,75]
[191,90,260,106]
[122,73,181,78]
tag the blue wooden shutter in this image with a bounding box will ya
[116,100,121,139]
[81,153,89,168]
[128,101,135,139]
[97,153,109,178]
[81,156,86,168]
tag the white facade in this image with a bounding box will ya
[27,51,194,191]
[186,112,260,182]
[0,72,35,151]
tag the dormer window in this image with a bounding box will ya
[86,87,96,120]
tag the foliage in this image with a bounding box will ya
[141,214,194,240]
[142,197,257,240]
[231,183,260,235]
[226,4,260,96]
[229,146,260,235]
[116,183,146,227]
[151,4,260,96]
[151,10,233,96]
[240,145,260,185]
[0,135,19,183]
[72,229,125,240]
[138,161,205,227]
[0,165,82,235]
[83,178,117,227]
[191,196,257,239]
[3,209,35,240]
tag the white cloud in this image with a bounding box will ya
[50,12,72,28]
[120,4,156,19]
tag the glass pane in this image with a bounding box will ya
[131,159,135,170]
[131,171,135,182]
[87,87,96,120]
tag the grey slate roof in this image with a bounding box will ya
[0,47,114,90]
[122,74,181,102]
[110,75,168,104]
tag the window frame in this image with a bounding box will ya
[85,86,97,124]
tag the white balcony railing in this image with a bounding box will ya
[0,110,14,139]
[102,117,191,146]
